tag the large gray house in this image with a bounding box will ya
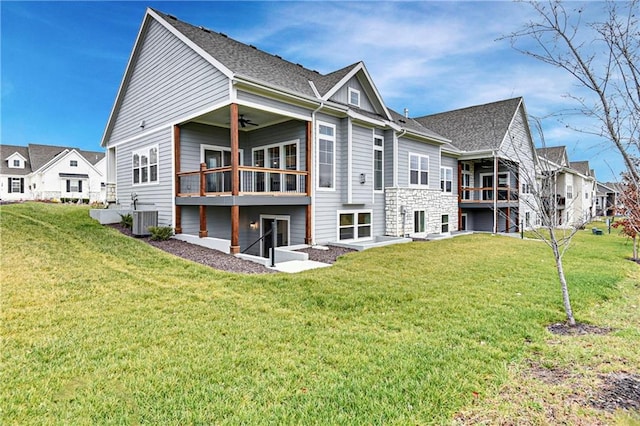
[102,8,542,258]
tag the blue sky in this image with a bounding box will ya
[1,1,623,181]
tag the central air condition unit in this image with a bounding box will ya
[132,210,158,237]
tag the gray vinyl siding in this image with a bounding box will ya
[329,76,375,113]
[440,154,458,192]
[237,91,310,118]
[180,205,200,235]
[179,123,240,171]
[351,124,373,204]
[396,137,441,188]
[384,129,395,187]
[108,19,229,144]
[240,205,307,256]
[116,128,173,226]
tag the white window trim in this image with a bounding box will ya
[440,166,453,193]
[200,144,244,166]
[337,209,373,242]
[348,87,361,107]
[408,153,429,187]
[317,121,336,191]
[373,136,384,192]
[251,139,299,171]
[132,144,159,187]
[479,171,510,201]
[413,209,426,235]
[70,160,78,167]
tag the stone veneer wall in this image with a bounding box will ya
[385,187,458,236]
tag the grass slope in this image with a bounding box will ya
[1,203,638,424]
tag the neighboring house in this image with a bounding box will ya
[101,8,459,256]
[415,98,539,233]
[595,182,618,216]
[0,144,106,202]
[536,146,596,226]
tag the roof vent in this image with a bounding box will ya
[199,26,211,33]
[219,32,228,38]
[404,108,409,118]
[398,119,406,124]
[275,55,282,59]
[167,14,177,20]
[249,45,257,49]
[296,63,304,68]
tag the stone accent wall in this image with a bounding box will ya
[385,187,458,236]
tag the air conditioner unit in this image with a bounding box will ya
[132,210,158,237]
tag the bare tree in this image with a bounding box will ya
[500,118,591,326]
[503,0,640,184]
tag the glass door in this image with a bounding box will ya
[261,216,289,258]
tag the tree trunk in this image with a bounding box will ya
[551,240,576,326]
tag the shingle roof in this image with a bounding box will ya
[413,97,523,152]
[537,146,567,166]
[314,63,361,97]
[388,109,451,144]
[154,9,326,98]
[0,144,104,175]
[0,144,31,175]
[570,161,591,176]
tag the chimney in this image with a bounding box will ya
[404,108,409,118]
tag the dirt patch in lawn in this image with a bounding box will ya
[547,322,613,336]
[590,372,640,411]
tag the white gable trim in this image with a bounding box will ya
[35,149,101,176]
[5,152,28,162]
[321,62,391,120]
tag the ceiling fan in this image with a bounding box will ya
[238,114,259,128]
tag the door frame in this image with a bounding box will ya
[259,214,290,258]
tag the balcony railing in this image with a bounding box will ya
[459,186,518,203]
[177,165,308,196]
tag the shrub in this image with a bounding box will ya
[148,226,174,241]
[119,213,133,229]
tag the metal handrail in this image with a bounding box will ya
[241,228,272,254]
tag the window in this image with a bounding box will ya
[339,211,372,241]
[132,145,158,185]
[318,122,335,189]
[70,160,78,167]
[441,214,449,233]
[522,183,532,194]
[13,159,20,167]
[414,210,426,233]
[66,179,83,193]
[373,136,383,191]
[440,167,453,192]
[585,192,589,199]
[8,177,24,193]
[566,185,573,199]
[253,141,298,192]
[409,154,429,186]
[525,211,531,228]
[348,87,360,107]
[461,163,472,200]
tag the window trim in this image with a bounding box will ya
[348,87,361,107]
[132,144,159,186]
[440,166,453,193]
[252,140,299,192]
[337,210,373,242]
[441,214,450,233]
[317,121,336,191]
[408,153,429,187]
[70,160,78,167]
[414,209,426,234]
[373,136,384,192]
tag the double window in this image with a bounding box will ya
[253,141,298,192]
[339,211,371,241]
[318,122,335,189]
[132,145,158,185]
[373,136,383,191]
[409,153,429,186]
[440,167,453,192]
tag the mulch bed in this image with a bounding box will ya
[547,322,614,336]
[590,372,640,411]
[108,224,354,274]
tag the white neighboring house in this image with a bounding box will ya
[0,144,106,202]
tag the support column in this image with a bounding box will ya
[199,162,207,238]
[174,125,182,234]
[493,155,498,234]
[230,103,240,254]
[305,121,312,244]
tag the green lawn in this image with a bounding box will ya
[1,203,638,424]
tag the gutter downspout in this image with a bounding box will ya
[493,151,498,234]
[310,101,324,245]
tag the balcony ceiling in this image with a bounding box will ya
[191,105,289,131]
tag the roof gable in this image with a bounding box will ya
[414,97,524,153]
[537,146,568,167]
[0,145,31,175]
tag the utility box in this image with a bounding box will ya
[132,210,158,237]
